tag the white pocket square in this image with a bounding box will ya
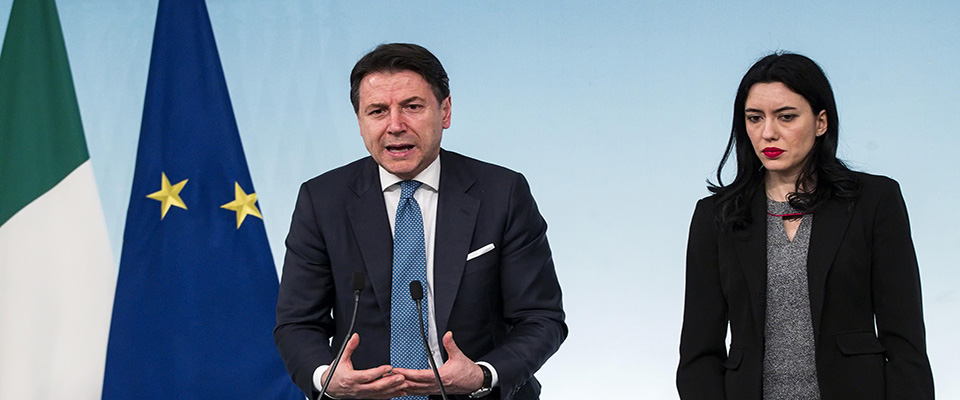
[466,243,495,261]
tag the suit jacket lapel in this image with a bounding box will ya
[806,198,852,335]
[345,159,394,325]
[732,188,769,339]
[433,151,480,337]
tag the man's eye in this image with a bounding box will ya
[406,104,422,110]
[368,109,384,116]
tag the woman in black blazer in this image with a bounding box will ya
[677,53,934,399]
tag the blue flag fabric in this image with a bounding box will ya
[102,0,302,398]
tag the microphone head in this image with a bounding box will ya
[409,280,424,301]
[352,271,366,292]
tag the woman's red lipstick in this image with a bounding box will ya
[762,147,784,158]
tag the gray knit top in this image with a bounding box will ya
[763,199,821,400]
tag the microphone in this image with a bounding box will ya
[409,279,423,301]
[409,280,448,400]
[318,271,366,400]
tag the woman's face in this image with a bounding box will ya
[744,82,827,182]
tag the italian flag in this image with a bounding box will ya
[0,0,116,398]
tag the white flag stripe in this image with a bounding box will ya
[0,161,115,399]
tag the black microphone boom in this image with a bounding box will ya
[318,271,366,400]
[409,280,448,400]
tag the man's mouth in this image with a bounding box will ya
[386,145,414,153]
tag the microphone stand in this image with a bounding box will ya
[410,280,448,400]
[318,272,365,400]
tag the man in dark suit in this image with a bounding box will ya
[275,43,567,400]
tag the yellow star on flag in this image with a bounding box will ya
[221,182,263,229]
[146,172,188,219]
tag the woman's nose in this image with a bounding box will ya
[761,121,777,140]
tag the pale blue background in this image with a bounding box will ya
[2,1,958,398]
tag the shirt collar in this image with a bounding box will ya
[378,155,441,193]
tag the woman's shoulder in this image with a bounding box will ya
[690,193,725,228]
[693,192,721,212]
[850,171,902,197]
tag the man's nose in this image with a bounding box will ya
[387,110,405,134]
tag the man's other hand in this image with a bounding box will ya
[320,333,408,399]
[393,331,484,395]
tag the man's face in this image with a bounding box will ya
[356,70,451,180]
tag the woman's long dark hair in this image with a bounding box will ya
[709,52,859,229]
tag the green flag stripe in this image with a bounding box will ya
[0,0,89,226]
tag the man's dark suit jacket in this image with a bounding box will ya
[677,173,934,399]
[275,150,567,400]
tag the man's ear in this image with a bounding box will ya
[441,96,451,129]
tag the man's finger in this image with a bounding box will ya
[390,369,437,395]
[326,333,360,379]
[349,365,396,383]
[350,372,408,398]
[341,333,360,359]
[442,331,464,359]
[391,367,436,383]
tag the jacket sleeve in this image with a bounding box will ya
[480,173,568,400]
[870,179,935,399]
[677,198,729,399]
[274,182,336,399]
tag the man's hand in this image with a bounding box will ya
[393,331,484,395]
[320,333,408,399]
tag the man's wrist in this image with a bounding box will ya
[469,362,495,398]
[313,365,339,399]
[475,361,498,387]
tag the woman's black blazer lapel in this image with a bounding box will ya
[806,198,854,335]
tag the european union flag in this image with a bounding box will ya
[102,0,302,398]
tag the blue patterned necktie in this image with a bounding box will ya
[390,180,429,400]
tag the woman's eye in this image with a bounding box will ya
[780,114,796,122]
[746,115,761,123]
